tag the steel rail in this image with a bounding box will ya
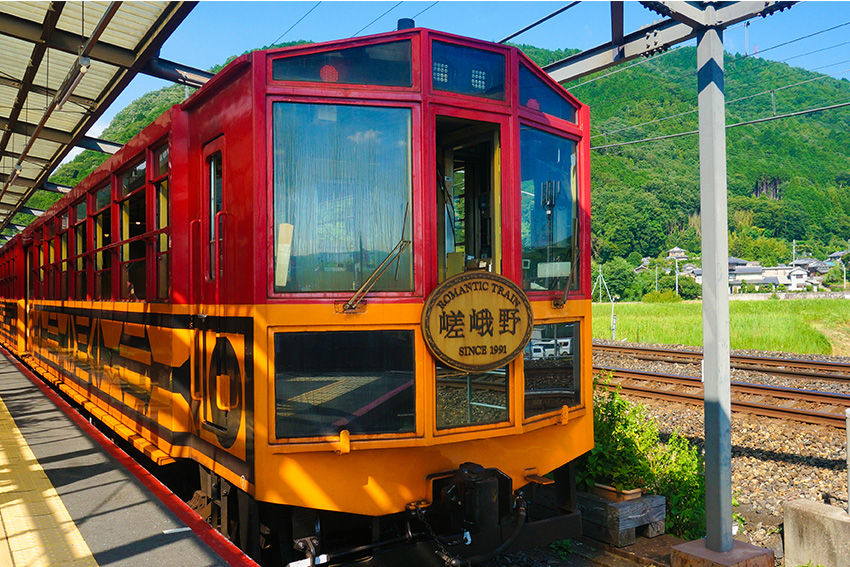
[595,365,850,428]
[593,342,850,382]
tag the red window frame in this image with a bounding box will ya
[264,96,424,302]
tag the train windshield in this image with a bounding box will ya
[519,126,578,292]
[274,330,416,438]
[272,103,413,293]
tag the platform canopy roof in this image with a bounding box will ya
[0,1,202,236]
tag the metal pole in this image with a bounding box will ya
[675,257,680,296]
[599,266,604,303]
[697,18,732,553]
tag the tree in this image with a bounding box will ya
[823,264,845,288]
[657,274,701,300]
[596,257,636,300]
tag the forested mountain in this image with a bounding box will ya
[39,40,850,270]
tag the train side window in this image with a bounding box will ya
[28,246,37,299]
[523,321,581,419]
[119,160,148,301]
[273,330,415,439]
[519,126,578,293]
[153,145,170,300]
[120,160,146,197]
[518,65,577,123]
[93,185,113,300]
[59,212,69,299]
[207,151,222,281]
[435,365,509,429]
[72,200,88,300]
[45,224,55,300]
[272,102,413,293]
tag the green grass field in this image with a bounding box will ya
[592,299,850,355]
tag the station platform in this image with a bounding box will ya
[0,348,256,567]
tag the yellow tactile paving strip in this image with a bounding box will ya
[0,395,98,567]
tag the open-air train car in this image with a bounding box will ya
[0,25,592,566]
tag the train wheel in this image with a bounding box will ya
[197,465,263,561]
[258,503,297,567]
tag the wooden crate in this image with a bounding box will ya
[577,491,666,547]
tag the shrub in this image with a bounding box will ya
[577,379,657,492]
[577,378,706,539]
[642,290,683,303]
[649,430,706,539]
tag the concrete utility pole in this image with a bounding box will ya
[697,13,732,552]
[545,2,795,563]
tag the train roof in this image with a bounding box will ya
[11,26,582,246]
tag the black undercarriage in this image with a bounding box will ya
[196,461,582,567]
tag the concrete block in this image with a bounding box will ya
[785,498,850,567]
[671,539,773,567]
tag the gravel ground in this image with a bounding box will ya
[489,340,849,566]
[593,340,850,563]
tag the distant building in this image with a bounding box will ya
[732,265,763,283]
[788,267,808,291]
[763,265,793,286]
[667,247,688,261]
[791,258,829,277]
[633,257,652,274]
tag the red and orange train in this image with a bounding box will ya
[0,26,592,566]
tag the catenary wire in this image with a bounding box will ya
[591,66,850,139]
[498,2,580,44]
[269,2,321,46]
[728,19,850,64]
[591,99,850,150]
[351,2,404,37]
[580,18,850,111]
[411,1,439,20]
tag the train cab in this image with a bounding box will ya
[0,24,592,565]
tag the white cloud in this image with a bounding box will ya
[348,129,380,143]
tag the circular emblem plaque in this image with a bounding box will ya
[422,271,534,372]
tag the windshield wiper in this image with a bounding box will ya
[343,205,410,312]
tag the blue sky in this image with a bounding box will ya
[91,1,850,137]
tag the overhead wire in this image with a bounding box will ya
[411,1,439,20]
[727,19,850,64]
[591,66,850,139]
[777,39,850,64]
[591,99,850,150]
[498,2,580,44]
[584,49,850,122]
[581,15,850,113]
[351,1,404,37]
[269,2,321,46]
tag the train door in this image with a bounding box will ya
[192,137,242,449]
[436,114,503,281]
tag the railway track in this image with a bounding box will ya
[593,364,850,428]
[593,341,850,383]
